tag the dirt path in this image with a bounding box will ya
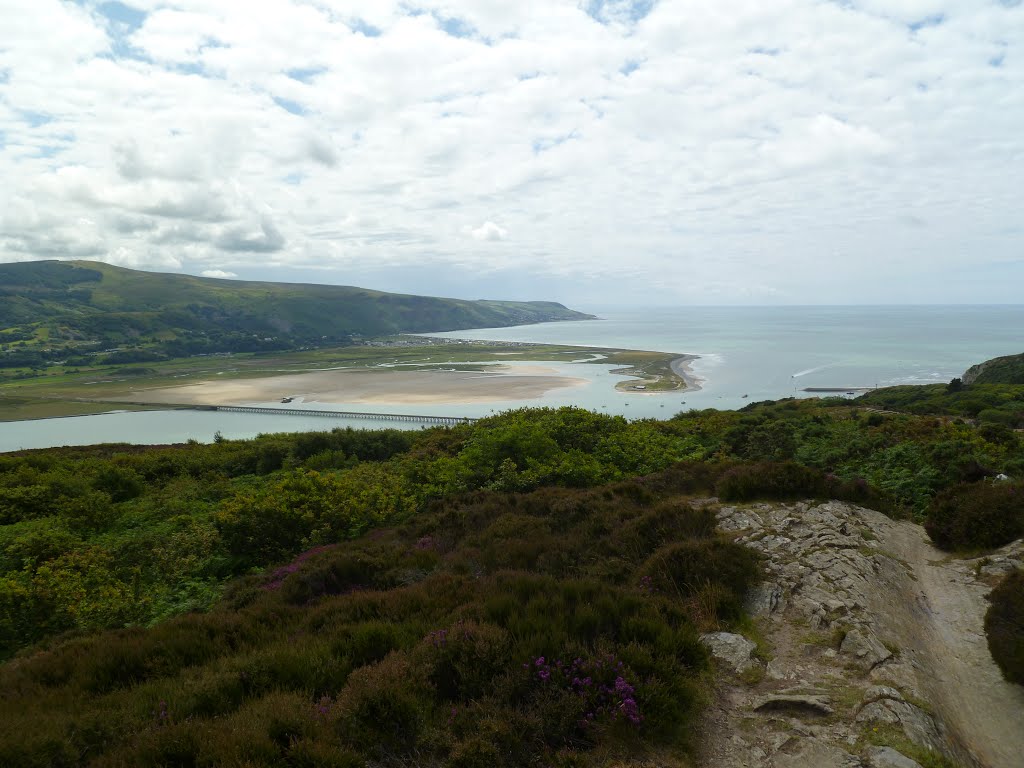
[879,521,1024,768]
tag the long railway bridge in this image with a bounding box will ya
[211,405,475,426]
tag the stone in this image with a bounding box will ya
[699,632,757,673]
[753,694,835,717]
[856,699,944,752]
[870,663,924,701]
[865,746,924,768]
[861,685,905,705]
[980,559,1020,578]
[746,581,785,617]
[772,740,860,767]
[840,628,892,671]
[717,508,764,532]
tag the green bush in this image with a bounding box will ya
[985,570,1024,685]
[924,481,1023,551]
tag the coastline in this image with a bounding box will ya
[612,354,704,394]
[671,356,704,393]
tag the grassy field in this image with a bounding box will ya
[0,396,161,421]
[0,340,690,421]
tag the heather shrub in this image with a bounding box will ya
[985,570,1024,685]
[715,461,827,501]
[638,540,761,601]
[333,653,429,754]
[447,735,504,768]
[620,499,717,558]
[277,549,382,604]
[177,666,246,719]
[0,450,772,766]
[413,620,511,701]
[925,481,1024,551]
[332,620,414,667]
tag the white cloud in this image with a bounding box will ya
[201,269,238,278]
[468,221,509,241]
[0,0,1021,303]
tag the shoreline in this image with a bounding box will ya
[612,354,704,394]
[671,356,705,393]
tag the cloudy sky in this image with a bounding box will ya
[1,0,1021,306]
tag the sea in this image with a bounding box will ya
[2,305,1022,452]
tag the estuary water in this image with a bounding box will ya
[430,304,1024,413]
[2,305,1021,451]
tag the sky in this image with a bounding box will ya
[0,0,1022,307]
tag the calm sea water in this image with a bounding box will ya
[2,305,1021,451]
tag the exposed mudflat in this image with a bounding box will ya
[100,367,587,406]
[697,500,1024,768]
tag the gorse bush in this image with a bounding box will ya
[924,481,1024,551]
[985,569,1024,685]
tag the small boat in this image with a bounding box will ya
[280,397,294,403]
[741,394,749,399]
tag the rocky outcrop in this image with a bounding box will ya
[698,499,1024,768]
[865,746,924,768]
[700,632,759,674]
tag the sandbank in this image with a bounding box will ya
[103,367,587,407]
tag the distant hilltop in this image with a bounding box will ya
[963,353,1024,385]
[0,260,595,368]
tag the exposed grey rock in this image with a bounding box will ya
[717,507,764,532]
[772,740,860,767]
[840,628,892,671]
[865,746,924,768]
[861,685,905,705]
[747,582,786,617]
[869,663,924,701]
[753,694,834,717]
[856,698,944,752]
[980,558,1020,578]
[699,631,757,673]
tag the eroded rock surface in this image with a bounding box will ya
[697,500,1024,768]
[700,632,759,674]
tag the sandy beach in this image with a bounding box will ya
[670,356,704,392]
[104,367,587,406]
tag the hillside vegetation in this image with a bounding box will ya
[963,353,1024,386]
[856,380,1024,428]
[1,394,1023,765]
[0,261,594,369]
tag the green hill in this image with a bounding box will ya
[0,260,594,367]
[963,353,1024,385]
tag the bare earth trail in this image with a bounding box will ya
[878,521,1024,768]
[698,501,1024,768]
